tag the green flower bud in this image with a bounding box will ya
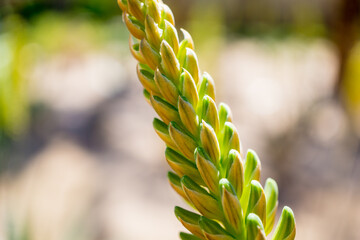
[201,95,219,133]
[219,103,233,130]
[200,120,220,164]
[168,172,189,202]
[184,48,200,84]
[153,118,178,150]
[154,69,179,106]
[146,0,161,24]
[165,147,203,184]
[169,122,197,160]
[143,89,150,103]
[199,216,235,240]
[195,148,219,195]
[150,95,180,124]
[181,176,223,221]
[129,37,146,64]
[264,178,279,235]
[145,15,162,49]
[177,29,195,67]
[127,0,145,22]
[227,149,245,199]
[179,232,202,240]
[246,213,266,240]
[160,40,180,83]
[161,3,175,26]
[123,13,145,39]
[140,38,161,70]
[247,180,266,226]
[137,64,161,95]
[198,72,216,101]
[178,97,199,136]
[240,150,261,213]
[180,29,195,50]
[163,20,179,54]
[180,69,199,108]
[221,122,241,157]
[271,207,296,240]
[175,207,204,238]
[219,178,245,238]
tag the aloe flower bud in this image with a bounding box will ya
[168,172,189,202]
[165,148,203,184]
[247,180,267,226]
[199,216,235,240]
[150,95,180,124]
[175,206,204,238]
[179,232,202,240]
[220,179,246,238]
[169,122,197,160]
[118,0,296,239]
[146,0,161,24]
[181,176,224,221]
[195,148,219,195]
[227,149,245,199]
[178,96,199,136]
[272,207,296,240]
[153,118,178,150]
[163,20,179,54]
[160,40,180,83]
[200,120,220,164]
[180,69,199,107]
[137,64,160,95]
[154,68,179,106]
[246,213,266,240]
[140,38,161,69]
[201,95,219,133]
[145,15,162,49]
[264,178,279,235]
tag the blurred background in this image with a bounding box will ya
[0,0,360,239]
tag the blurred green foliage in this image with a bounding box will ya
[0,8,127,142]
[1,0,120,20]
[343,43,360,130]
[0,16,29,139]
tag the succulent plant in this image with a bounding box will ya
[117,0,296,239]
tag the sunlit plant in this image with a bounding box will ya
[117,0,296,239]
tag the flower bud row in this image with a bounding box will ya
[118,0,296,239]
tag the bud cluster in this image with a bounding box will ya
[117,0,296,239]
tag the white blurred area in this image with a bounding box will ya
[1,34,360,240]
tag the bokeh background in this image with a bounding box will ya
[1,0,360,239]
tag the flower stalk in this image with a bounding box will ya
[117,0,296,239]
